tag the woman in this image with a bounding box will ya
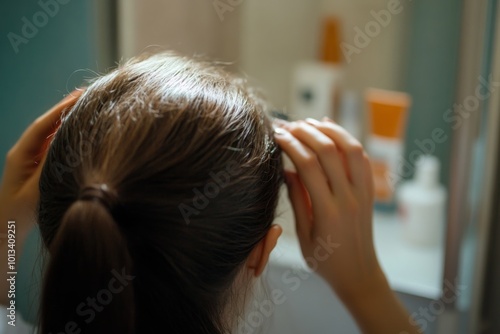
[0,53,418,333]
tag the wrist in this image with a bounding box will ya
[330,267,419,334]
[331,265,392,307]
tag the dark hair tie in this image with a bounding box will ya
[78,184,116,210]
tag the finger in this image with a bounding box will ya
[14,90,83,159]
[306,118,366,190]
[284,171,312,241]
[274,128,332,213]
[286,121,350,198]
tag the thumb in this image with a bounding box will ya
[285,171,312,243]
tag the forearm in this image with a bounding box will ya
[333,268,421,334]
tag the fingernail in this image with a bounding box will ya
[274,127,289,136]
[305,118,321,126]
[322,116,334,122]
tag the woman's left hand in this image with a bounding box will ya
[0,90,83,238]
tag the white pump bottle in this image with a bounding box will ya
[397,155,447,246]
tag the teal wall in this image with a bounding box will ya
[403,0,462,186]
[0,0,110,323]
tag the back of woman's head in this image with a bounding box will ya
[37,53,283,334]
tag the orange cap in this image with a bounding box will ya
[366,88,411,138]
[321,17,342,64]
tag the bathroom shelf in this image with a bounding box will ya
[371,212,444,299]
[269,211,444,300]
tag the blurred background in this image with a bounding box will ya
[0,0,499,333]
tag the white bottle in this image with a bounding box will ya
[290,62,344,120]
[290,16,344,121]
[397,155,447,247]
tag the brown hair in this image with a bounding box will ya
[37,53,283,333]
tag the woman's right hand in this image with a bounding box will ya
[274,118,419,334]
[274,118,383,298]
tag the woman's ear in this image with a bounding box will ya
[246,224,282,277]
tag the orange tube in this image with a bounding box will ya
[365,88,411,209]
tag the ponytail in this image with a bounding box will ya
[39,187,135,334]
